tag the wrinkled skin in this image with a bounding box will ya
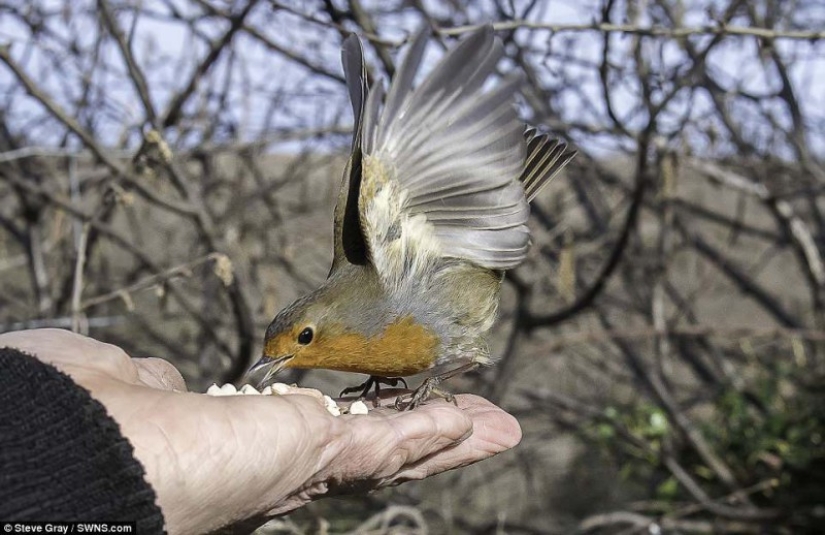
[0,329,522,534]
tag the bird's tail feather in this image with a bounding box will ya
[520,128,577,203]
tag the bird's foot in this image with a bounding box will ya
[340,376,408,405]
[395,362,481,410]
[433,387,457,405]
[395,380,458,411]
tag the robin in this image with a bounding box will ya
[249,25,576,408]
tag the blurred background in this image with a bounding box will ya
[1,0,824,533]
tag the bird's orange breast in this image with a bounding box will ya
[287,316,440,377]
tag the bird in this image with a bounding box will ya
[249,25,576,408]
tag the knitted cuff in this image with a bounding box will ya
[0,347,165,533]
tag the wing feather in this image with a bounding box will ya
[350,26,576,285]
[520,128,577,202]
[360,26,532,271]
[330,35,370,274]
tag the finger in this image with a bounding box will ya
[452,394,522,451]
[134,357,187,392]
[0,328,136,380]
[387,394,521,483]
[383,398,474,442]
[335,398,474,481]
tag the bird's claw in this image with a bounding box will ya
[339,376,408,402]
[339,379,374,399]
[396,376,458,411]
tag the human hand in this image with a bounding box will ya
[0,329,521,534]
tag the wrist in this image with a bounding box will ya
[132,393,346,533]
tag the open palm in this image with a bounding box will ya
[0,329,521,534]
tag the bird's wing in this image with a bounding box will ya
[356,25,542,292]
[330,35,370,276]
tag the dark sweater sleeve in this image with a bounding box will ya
[0,347,165,533]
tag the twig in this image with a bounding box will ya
[537,325,825,353]
[98,0,158,123]
[691,160,824,281]
[597,309,746,496]
[161,0,260,128]
[438,21,825,41]
[81,253,231,310]
[347,0,396,77]
[523,139,647,330]
[346,505,428,535]
[0,47,198,217]
[71,223,91,333]
[676,216,803,328]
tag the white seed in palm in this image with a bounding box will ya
[206,383,345,417]
[240,384,260,395]
[348,400,369,415]
[271,383,291,395]
[206,383,240,396]
[323,395,341,416]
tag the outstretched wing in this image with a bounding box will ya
[330,35,370,275]
[356,25,529,291]
[352,26,575,291]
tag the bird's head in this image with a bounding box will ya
[248,272,389,387]
[248,267,422,386]
[249,292,330,386]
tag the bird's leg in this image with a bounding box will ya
[340,376,408,401]
[429,387,457,405]
[340,376,376,399]
[400,362,480,410]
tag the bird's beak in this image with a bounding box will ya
[247,354,294,388]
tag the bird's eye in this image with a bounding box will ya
[297,327,314,345]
